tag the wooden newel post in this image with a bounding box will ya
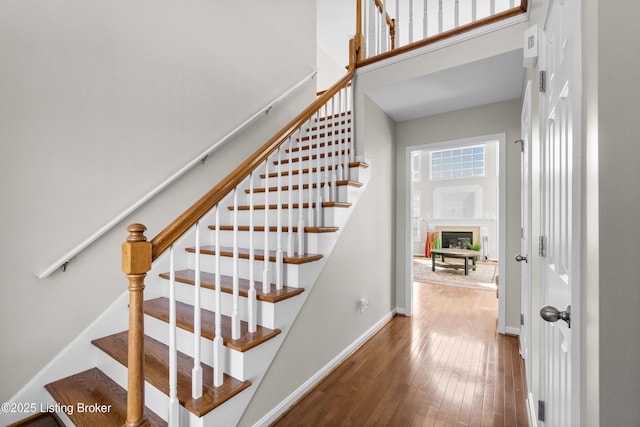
[122,224,152,427]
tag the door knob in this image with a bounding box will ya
[515,254,528,263]
[540,305,571,328]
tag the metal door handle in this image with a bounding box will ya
[540,305,571,328]
[515,254,528,263]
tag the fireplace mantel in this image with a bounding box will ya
[426,217,495,227]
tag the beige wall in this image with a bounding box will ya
[395,100,522,330]
[0,0,316,401]
[591,0,640,424]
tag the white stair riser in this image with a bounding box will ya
[241,185,353,206]
[95,349,169,422]
[194,230,330,256]
[173,255,314,289]
[144,314,247,380]
[228,206,350,228]
[161,279,277,329]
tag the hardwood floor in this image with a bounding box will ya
[273,282,529,426]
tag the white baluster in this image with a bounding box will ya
[343,88,351,182]
[316,108,324,228]
[168,246,179,426]
[192,222,203,399]
[368,0,377,57]
[454,0,459,28]
[231,188,240,340]
[472,0,477,22]
[287,136,294,257]
[438,0,443,34]
[422,0,428,39]
[262,158,271,294]
[330,96,338,203]
[337,90,344,182]
[276,147,284,290]
[297,122,307,256]
[348,84,355,164]
[307,120,316,228]
[510,0,515,9]
[395,0,400,48]
[409,0,414,43]
[490,0,495,15]
[324,100,332,203]
[213,206,224,387]
[381,0,388,52]
[248,172,257,333]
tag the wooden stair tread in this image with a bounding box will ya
[143,297,281,352]
[208,225,339,234]
[228,201,352,211]
[245,180,362,194]
[7,412,64,427]
[92,332,250,417]
[44,367,167,426]
[260,161,368,179]
[186,245,324,265]
[159,269,304,303]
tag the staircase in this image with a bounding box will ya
[18,77,370,425]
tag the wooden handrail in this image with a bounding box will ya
[356,3,528,68]
[150,38,360,261]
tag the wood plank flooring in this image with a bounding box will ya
[273,282,529,426]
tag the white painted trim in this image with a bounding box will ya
[498,132,507,334]
[252,309,396,427]
[356,14,529,75]
[505,326,520,336]
[527,392,539,427]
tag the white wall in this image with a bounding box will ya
[0,0,316,402]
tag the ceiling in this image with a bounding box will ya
[317,1,525,122]
[365,49,524,122]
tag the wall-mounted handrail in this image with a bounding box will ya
[36,70,318,279]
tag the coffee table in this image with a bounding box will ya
[430,248,480,276]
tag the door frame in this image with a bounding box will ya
[403,133,507,334]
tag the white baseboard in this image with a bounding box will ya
[252,309,396,427]
[505,326,520,336]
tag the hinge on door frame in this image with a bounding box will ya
[538,400,546,422]
[539,70,546,93]
[539,235,546,257]
[521,313,525,326]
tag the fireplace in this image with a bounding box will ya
[441,231,473,249]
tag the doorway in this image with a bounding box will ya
[404,133,507,333]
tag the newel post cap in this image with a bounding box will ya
[122,224,152,275]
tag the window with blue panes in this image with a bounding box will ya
[430,145,485,180]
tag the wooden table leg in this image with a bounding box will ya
[432,252,436,271]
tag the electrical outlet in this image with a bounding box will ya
[359,297,370,314]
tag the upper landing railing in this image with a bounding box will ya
[355,0,528,65]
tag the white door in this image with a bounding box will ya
[538,0,582,425]
[518,82,532,394]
